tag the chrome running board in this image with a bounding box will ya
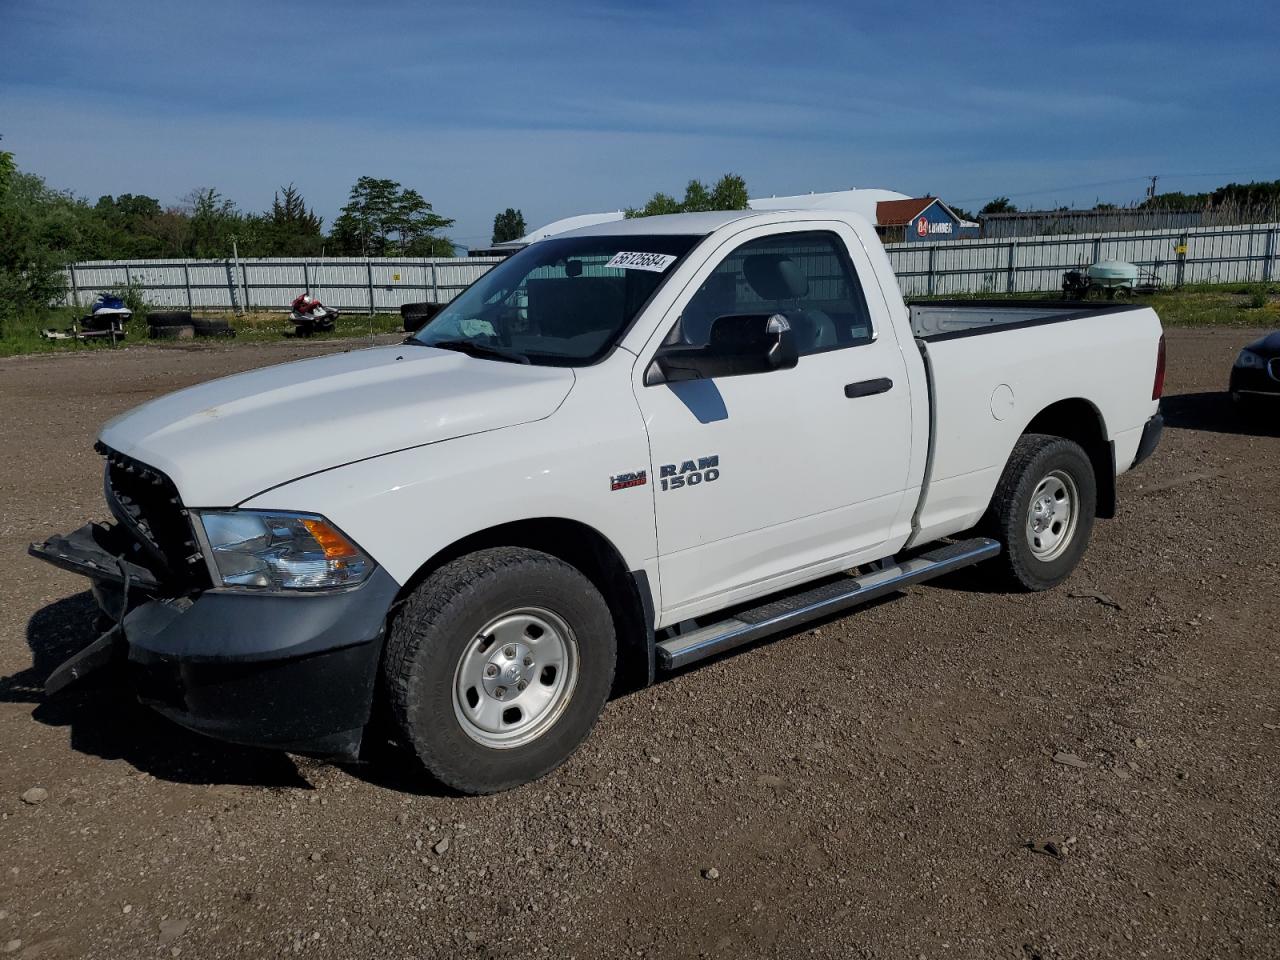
[655,537,1000,670]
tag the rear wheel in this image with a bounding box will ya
[383,547,616,794]
[985,434,1096,591]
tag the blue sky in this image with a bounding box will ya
[2,0,1276,249]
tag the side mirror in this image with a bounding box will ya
[646,313,798,385]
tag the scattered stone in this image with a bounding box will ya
[433,838,450,856]
[1134,737,1148,749]
[123,904,133,914]
[3,941,21,955]
[1114,768,1131,781]
[702,867,720,880]
[1025,839,1064,860]
[309,852,322,862]
[1068,590,1123,611]
[21,787,48,805]
[158,918,189,946]
[1052,752,1090,769]
[1263,723,1277,731]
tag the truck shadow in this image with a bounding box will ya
[6,592,311,790]
[1161,391,1280,438]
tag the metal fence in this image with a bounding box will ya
[884,221,1280,298]
[62,221,1280,311]
[980,204,1280,238]
[62,257,504,313]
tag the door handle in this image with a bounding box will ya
[844,377,893,399]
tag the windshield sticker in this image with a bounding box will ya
[605,251,678,273]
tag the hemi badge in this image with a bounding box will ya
[610,470,647,491]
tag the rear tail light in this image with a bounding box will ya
[1152,333,1166,400]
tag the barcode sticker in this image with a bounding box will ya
[605,251,678,272]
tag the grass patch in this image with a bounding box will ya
[1145,285,1277,328]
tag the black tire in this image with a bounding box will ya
[984,434,1097,592]
[147,311,192,326]
[148,323,194,340]
[401,302,442,331]
[383,547,616,794]
[191,316,236,338]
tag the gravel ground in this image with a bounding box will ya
[0,328,1277,959]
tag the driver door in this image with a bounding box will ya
[633,224,914,622]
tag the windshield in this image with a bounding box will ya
[410,234,700,365]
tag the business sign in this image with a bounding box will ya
[917,216,953,237]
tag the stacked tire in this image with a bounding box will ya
[401,302,444,333]
[147,312,235,340]
[191,316,236,338]
[147,311,193,340]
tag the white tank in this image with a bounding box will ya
[1087,260,1139,283]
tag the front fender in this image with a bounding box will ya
[240,367,658,591]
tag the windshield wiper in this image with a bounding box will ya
[410,338,531,365]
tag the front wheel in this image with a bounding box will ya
[383,547,616,794]
[984,434,1097,591]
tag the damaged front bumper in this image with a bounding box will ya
[30,523,400,760]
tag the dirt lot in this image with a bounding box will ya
[0,328,1277,959]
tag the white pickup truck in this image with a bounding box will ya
[32,209,1166,793]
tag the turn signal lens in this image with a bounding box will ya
[303,518,360,559]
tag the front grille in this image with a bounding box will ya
[97,442,210,591]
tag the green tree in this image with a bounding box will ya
[491,207,527,244]
[979,197,1018,216]
[93,193,166,258]
[262,183,324,256]
[626,173,751,218]
[709,173,749,211]
[183,187,252,258]
[330,176,454,256]
[0,151,69,333]
[681,180,713,213]
[627,192,682,218]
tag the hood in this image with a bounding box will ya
[1244,330,1280,355]
[99,345,575,505]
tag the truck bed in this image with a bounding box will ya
[904,300,1164,550]
[907,300,1142,341]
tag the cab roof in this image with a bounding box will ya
[556,209,775,238]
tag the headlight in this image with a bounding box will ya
[195,511,373,591]
[1235,349,1266,369]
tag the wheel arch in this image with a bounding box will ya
[392,517,655,694]
[1019,397,1116,518]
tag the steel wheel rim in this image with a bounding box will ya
[452,607,579,749]
[1025,469,1079,562]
